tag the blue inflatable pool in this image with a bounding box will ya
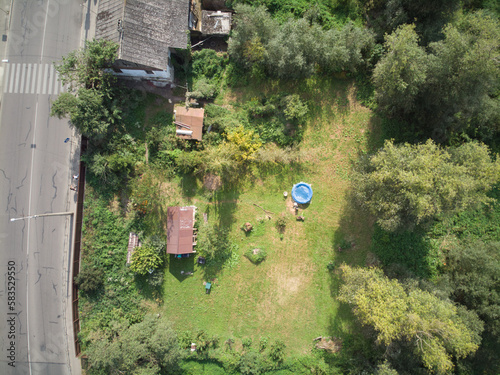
[291,182,313,204]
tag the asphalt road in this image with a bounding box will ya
[0,1,83,374]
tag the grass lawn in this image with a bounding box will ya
[159,76,382,355]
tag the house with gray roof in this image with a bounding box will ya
[96,0,190,83]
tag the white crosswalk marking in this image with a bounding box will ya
[8,64,15,93]
[2,62,65,96]
[37,63,43,94]
[3,63,10,93]
[25,64,32,94]
[20,63,26,94]
[42,64,49,95]
[31,64,37,94]
[12,64,19,93]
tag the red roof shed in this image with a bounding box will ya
[166,206,197,254]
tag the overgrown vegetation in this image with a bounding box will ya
[64,1,500,374]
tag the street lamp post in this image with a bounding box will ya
[10,212,74,222]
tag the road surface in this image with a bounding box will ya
[0,0,84,374]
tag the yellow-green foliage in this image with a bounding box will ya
[130,245,163,276]
[224,125,262,163]
[338,265,483,374]
[353,139,500,231]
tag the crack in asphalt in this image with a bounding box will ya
[24,120,32,143]
[16,170,28,190]
[51,170,58,211]
[52,281,57,295]
[0,168,12,213]
[35,269,42,285]
[17,311,24,334]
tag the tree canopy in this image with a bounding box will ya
[338,265,483,374]
[229,5,374,79]
[374,12,500,141]
[51,39,120,139]
[353,139,500,231]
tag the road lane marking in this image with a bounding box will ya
[13,63,20,94]
[47,65,54,95]
[20,63,26,94]
[36,63,43,94]
[8,63,15,93]
[25,64,32,94]
[42,64,49,95]
[3,63,10,93]
[3,63,66,95]
[30,64,36,94]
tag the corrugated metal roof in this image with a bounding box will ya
[167,206,196,254]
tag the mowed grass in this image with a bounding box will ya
[161,76,380,355]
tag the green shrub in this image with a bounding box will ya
[130,244,163,275]
[74,266,104,294]
[240,351,265,375]
[269,340,286,364]
[276,216,287,233]
[259,337,269,352]
[245,248,267,264]
[242,337,253,349]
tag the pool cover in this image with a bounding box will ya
[291,182,313,204]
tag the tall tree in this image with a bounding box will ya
[51,39,121,139]
[373,24,429,117]
[373,12,500,142]
[444,241,500,338]
[422,12,500,140]
[86,314,182,375]
[338,265,483,374]
[56,38,119,91]
[228,5,374,79]
[353,140,500,231]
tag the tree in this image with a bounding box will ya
[228,5,374,79]
[362,0,460,43]
[444,241,500,338]
[74,266,104,294]
[130,245,163,276]
[51,89,121,139]
[422,12,500,140]
[373,24,429,116]
[373,12,500,141]
[51,39,120,139]
[55,38,118,91]
[338,265,483,374]
[86,314,182,375]
[353,140,500,231]
[196,224,234,261]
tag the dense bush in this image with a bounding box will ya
[130,244,164,275]
[74,266,104,294]
[190,49,228,99]
[245,248,267,264]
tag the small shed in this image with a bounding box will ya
[174,107,204,141]
[166,206,197,255]
[201,10,232,35]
